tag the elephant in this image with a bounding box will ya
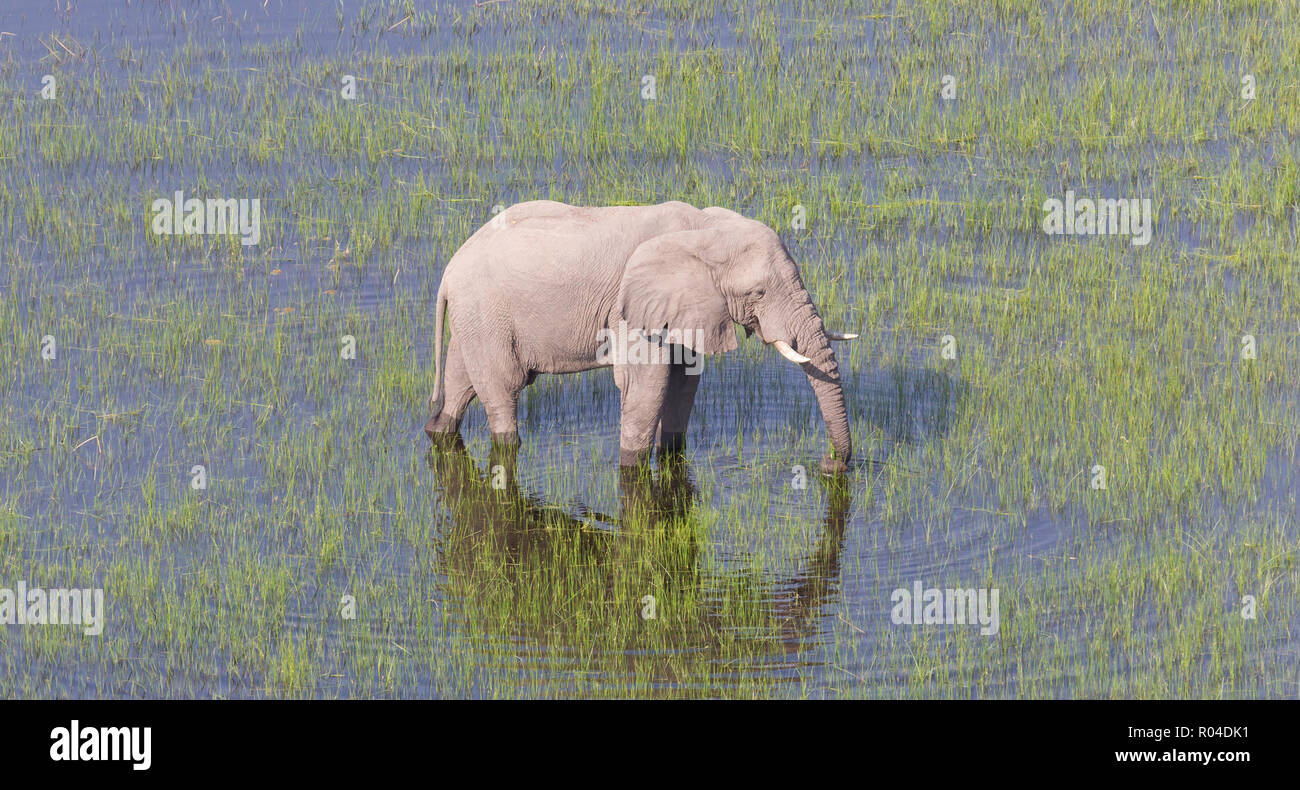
[423,200,857,474]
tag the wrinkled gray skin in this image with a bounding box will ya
[423,200,853,474]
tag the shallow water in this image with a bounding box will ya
[1,0,1297,698]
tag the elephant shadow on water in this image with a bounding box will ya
[850,364,970,446]
[424,438,853,693]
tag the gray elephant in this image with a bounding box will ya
[423,200,857,474]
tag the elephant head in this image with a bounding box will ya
[618,211,856,474]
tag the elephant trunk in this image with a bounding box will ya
[787,297,853,474]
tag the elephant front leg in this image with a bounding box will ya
[657,356,702,459]
[616,361,672,468]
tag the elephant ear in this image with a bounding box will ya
[619,229,738,355]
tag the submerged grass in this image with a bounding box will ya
[0,0,1297,698]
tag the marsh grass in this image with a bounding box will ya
[0,0,1296,698]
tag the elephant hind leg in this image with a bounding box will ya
[481,388,521,446]
[424,341,476,439]
[467,362,525,447]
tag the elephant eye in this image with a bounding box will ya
[750,287,765,298]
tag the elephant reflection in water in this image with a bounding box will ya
[425,438,851,693]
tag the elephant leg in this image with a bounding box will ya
[471,364,525,449]
[657,355,701,457]
[617,361,672,467]
[424,341,476,440]
[485,400,521,448]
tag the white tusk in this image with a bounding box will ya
[773,340,811,364]
[825,331,858,341]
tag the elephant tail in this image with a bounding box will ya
[427,281,448,418]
